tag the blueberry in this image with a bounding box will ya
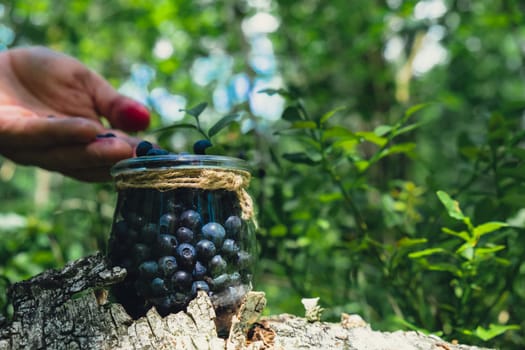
[229,272,241,285]
[221,239,240,258]
[111,221,138,247]
[146,148,170,156]
[201,222,226,247]
[171,270,192,290]
[138,261,159,279]
[196,239,216,262]
[132,243,151,263]
[159,213,177,234]
[191,280,210,296]
[153,295,175,316]
[179,210,202,231]
[208,255,228,276]
[176,243,197,269]
[236,251,252,269]
[211,274,230,291]
[176,227,194,243]
[224,216,242,239]
[156,234,178,256]
[136,140,153,157]
[193,261,207,280]
[193,139,213,155]
[140,223,158,243]
[151,277,169,296]
[158,256,178,277]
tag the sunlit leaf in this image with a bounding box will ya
[397,237,427,247]
[436,191,466,221]
[318,192,343,203]
[463,324,520,341]
[475,245,506,256]
[322,126,355,141]
[380,143,416,157]
[408,248,446,258]
[426,263,462,276]
[442,227,470,241]
[355,131,387,147]
[473,222,508,237]
[374,125,392,136]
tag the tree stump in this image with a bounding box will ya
[0,253,493,350]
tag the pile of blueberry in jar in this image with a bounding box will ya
[107,141,254,333]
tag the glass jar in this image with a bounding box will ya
[107,154,255,333]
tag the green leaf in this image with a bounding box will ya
[404,103,430,119]
[379,143,416,158]
[355,131,387,147]
[270,224,287,237]
[291,121,317,129]
[473,221,508,237]
[394,121,427,136]
[442,227,470,241]
[282,152,320,165]
[408,248,446,259]
[181,102,208,118]
[475,245,506,256]
[354,160,369,172]
[333,139,359,154]
[208,113,240,137]
[282,106,303,122]
[320,106,346,125]
[374,125,392,136]
[463,324,520,341]
[426,263,462,276]
[322,126,354,140]
[318,192,343,203]
[397,237,427,247]
[436,190,466,221]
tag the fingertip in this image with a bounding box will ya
[112,98,151,132]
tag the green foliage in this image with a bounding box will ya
[1,1,525,348]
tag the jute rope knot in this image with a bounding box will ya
[115,168,254,220]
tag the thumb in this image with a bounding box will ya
[90,72,151,132]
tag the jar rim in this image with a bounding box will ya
[111,154,249,177]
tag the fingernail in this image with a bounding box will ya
[96,133,116,138]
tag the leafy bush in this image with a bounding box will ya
[1,1,525,348]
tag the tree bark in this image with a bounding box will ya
[0,253,493,350]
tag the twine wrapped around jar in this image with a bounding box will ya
[114,168,254,220]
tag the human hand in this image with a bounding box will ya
[0,46,150,182]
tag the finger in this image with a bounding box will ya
[6,136,135,172]
[0,114,105,148]
[89,73,151,132]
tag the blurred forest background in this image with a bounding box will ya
[1,0,525,348]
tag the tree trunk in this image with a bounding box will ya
[0,253,493,350]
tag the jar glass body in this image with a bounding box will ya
[107,155,255,333]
